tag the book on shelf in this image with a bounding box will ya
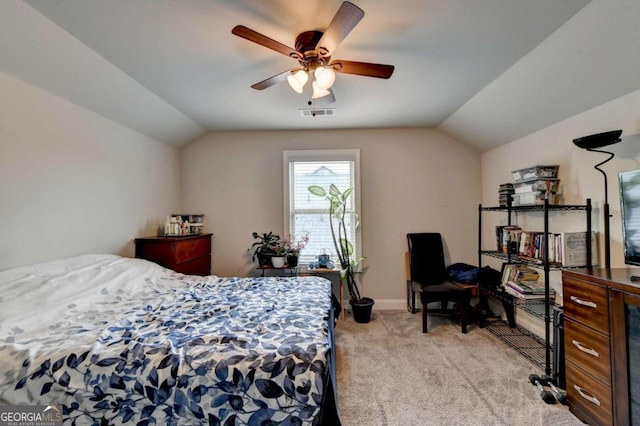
[500,264,540,284]
[503,230,597,266]
[495,226,506,251]
[506,279,553,295]
[501,226,522,254]
[559,231,599,267]
[503,286,549,300]
[513,267,539,281]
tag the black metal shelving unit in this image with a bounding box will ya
[478,197,592,378]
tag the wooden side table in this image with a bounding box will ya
[134,233,212,275]
[256,265,299,277]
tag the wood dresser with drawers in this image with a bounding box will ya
[562,268,640,425]
[134,233,212,276]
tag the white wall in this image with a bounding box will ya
[181,128,481,308]
[0,71,181,270]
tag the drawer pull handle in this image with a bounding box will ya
[570,295,597,309]
[574,385,601,406]
[572,340,599,358]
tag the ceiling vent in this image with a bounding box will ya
[299,108,336,117]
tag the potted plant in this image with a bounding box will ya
[249,231,280,266]
[271,241,288,268]
[308,184,373,323]
[283,233,309,267]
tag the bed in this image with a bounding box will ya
[0,254,339,425]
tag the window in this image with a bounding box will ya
[283,149,361,266]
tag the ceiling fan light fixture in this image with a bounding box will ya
[287,69,308,93]
[311,80,331,99]
[314,66,335,90]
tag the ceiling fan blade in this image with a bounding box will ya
[232,25,302,60]
[330,60,395,79]
[315,2,364,58]
[251,69,293,90]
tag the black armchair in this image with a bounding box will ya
[406,233,471,333]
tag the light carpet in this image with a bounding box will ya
[334,311,583,426]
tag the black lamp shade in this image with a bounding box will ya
[573,130,622,149]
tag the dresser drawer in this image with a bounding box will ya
[566,361,612,426]
[565,318,611,384]
[175,236,211,263]
[563,275,609,334]
[174,255,211,275]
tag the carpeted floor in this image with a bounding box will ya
[334,310,583,426]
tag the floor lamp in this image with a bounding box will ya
[573,129,623,269]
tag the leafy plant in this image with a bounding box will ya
[308,184,365,302]
[249,232,281,262]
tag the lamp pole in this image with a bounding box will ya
[586,148,616,268]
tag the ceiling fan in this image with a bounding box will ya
[231,1,394,101]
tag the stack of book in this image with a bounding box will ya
[504,279,554,300]
[498,183,514,207]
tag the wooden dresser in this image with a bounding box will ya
[134,233,212,275]
[562,268,640,425]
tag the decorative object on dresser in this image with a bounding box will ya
[134,233,212,275]
[562,268,640,426]
[572,129,623,268]
[163,214,204,236]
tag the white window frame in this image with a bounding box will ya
[283,149,362,266]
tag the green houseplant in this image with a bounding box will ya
[283,233,309,267]
[249,231,281,266]
[308,184,373,323]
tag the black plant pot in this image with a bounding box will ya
[286,255,298,267]
[256,252,272,267]
[350,297,375,323]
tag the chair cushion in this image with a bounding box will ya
[411,280,467,293]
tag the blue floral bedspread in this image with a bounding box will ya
[0,255,335,425]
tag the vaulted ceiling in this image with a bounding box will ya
[1,0,638,151]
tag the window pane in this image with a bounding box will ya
[289,159,355,265]
[293,212,356,265]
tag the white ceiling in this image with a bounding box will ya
[2,0,639,151]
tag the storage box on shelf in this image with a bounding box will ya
[513,191,558,206]
[499,166,560,207]
[511,165,559,182]
[514,178,560,194]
